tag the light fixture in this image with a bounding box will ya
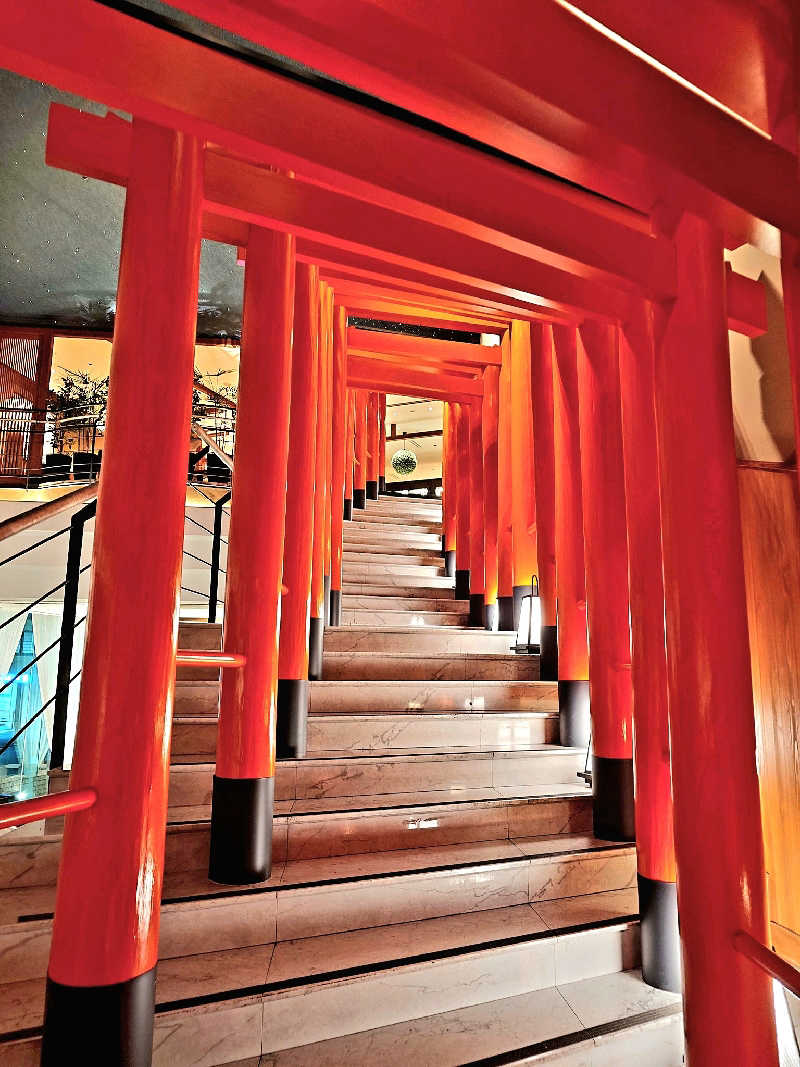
[513,577,542,654]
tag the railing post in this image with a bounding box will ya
[50,498,96,770]
[207,491,231,625]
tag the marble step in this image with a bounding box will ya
[343,529,442,550]
[321,650,539,681]
[341,594,462,612]
[0,890,652,1065]
[247,972,682,1067]
[0,839,638,996]
[323,626,516,654]
[0,793,592,891]
[172,679,559,718]
[343,546,444,564]
[310,679,558,714]
[171,711,561,762]
[343,560,446,578]
[345,518,442,537]
[169,750,588,806]
[342,576,456,594]
[339,608,469,626]
[345,511,441,531]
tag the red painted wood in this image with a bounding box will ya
[367,391,380,486]
[0,788,96,832]
[330,304,348,594]
[497,334,513,600]
[619,301,675,884]
[279,263,320,680]
[344,389,355,502]
[217,227,295,781]
[577,321,633,761]
[482,365,500,612]
[48,120,202,987]
[354,388,368,494]
[321,285,334,579]
[551,326,588,681]
[348,328,502,367]
[311,284,331,618]
[510,321,538,592]
[442,403,457,554]
[530,324,557,630]
[655,212,777,1065]
[469,402,485,596]
[455,403,471,575]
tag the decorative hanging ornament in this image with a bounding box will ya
[391,448,417,475]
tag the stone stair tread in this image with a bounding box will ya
[255,970,680,1067]
[324,625,516,635]
[157,835,634,902]
[164,786,591,824]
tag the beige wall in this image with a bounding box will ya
[727,245,795,463]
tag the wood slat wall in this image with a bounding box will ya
[739,465,800,964]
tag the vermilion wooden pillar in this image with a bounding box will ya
[353,388,368,510]
[329,304,347,626]
[366,391,380,500]
[531,324,558,679]
[468,400,485,625]
[654,213,777,1065]
[482,365,500,630]
[210,226,296,885]
[618,300,679,992]
[781,235,800,502]
[321,286,334,623]
[42,120,202,1065]
[277,263,320,759]
[309,286,330,680]
[576,321,634,841]
[455,402,471,600]
[510,320,539,630]
[344,388,355,519]
[379,392,387,493]
[497,333,514,629]
[551,326,590,748]
[442,402,457,577]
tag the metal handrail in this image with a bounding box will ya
[191,422,234,470]
[733,930,800,1000]
[0,482,98,544]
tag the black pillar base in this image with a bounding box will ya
[276,678,308,760]
[329,588,342,626]
[558,679,591,748]
[444,550,456,577]
[379,475,386,493]
[455,569,470,600]
[309,616,324,680]
[498,595,515,631]
[469,593,484,626]
[366,479,379,501]
[343,498,353,521]
[484,601,499,631]
[539,625,558,680]
[323,575,331,627]
[512,584,532,631]
[42,967,155,1066]
[209,775,274,884]
[638,873,682,993]
[353,488,366,509]
[593,755,635,841]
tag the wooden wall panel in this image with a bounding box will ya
[739,465,800,964]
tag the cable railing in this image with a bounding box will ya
[0,440,236,802]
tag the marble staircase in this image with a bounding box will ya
[0,494,684,1065]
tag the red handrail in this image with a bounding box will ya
[175,650,245,667]
[0,787,97,831]
[733,929,800,1000]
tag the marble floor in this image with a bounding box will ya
[0,890,642,1036]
